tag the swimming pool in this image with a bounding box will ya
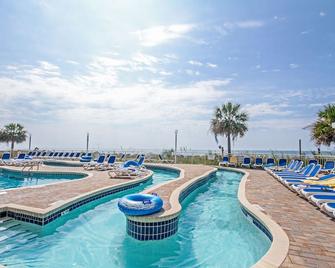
[0,169,86,189]
[0,169,270,267]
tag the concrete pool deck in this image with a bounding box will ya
[245,169,335,267]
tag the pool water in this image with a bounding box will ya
[0,169,86,189]
[0,169,270,267]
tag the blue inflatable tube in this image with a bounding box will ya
[118,194,163,216]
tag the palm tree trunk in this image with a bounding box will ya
[10,140,14,157]
[227,133,232,155]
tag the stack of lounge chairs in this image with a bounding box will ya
[81,154,148,179]
[0,152,42,167]
[266,159,335,219]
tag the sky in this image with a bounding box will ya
[0,0,334,152]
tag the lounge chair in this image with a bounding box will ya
[108,167,148,179]
[219,156,229,167]
[123,156,145,168]
[309,159,318,165]
[277,158,289,169]
[228,156,238,167]
[321,161,335,173]
[282,164,321,186]
[0,152,11,165]
[264,158,275,168]
[279,163,315,180]
[253,157,263,168]
[96,155,117,171]
[320,202,335,218]
[72,152,81,160]
[83,155,105,170]
[241,157,252,168]
[80,153,92,162]
[271,160,302,179]
[309,194,335,207]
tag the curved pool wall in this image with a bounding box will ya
[0,168,87,190]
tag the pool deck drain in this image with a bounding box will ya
[245,169,335,267]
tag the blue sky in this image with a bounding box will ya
[0,0,334,151]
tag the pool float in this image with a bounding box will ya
[118,193,163,216]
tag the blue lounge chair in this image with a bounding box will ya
[0,152,11,165]
[273,161,302,178]
[84,155,106,170]
[219,156,229,166]
[63,152,70,158]
[310,194,335,207]
[53,152,59,157]
[282,164,321,185]
[309,159,318,165]
[321,202,335,218]
[253,158,263,168]
[80,153,93,162]
[278,158,288,168]
[31,151,37,157]
[264,158,275,167]
[96,155,117,170]
[241,157,251,168]
[123,156,145,168]
[321,161,335,173]
[279,163,315,180]
[291,173,335,192]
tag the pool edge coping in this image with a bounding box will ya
[234,167,289,268]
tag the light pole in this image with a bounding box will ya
[174,130,178,164]
[28,133,32,151]
[86,132,90,153]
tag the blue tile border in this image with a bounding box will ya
[1,174,153,226]
[240,206,273,241]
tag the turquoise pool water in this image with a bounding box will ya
[0,169,86,189]
[0,169,270,267]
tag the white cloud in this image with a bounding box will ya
[320,11,326,17]
[66,60,79,65]
[289,63,299,69]
[206,63,217,68]
[244,103,291,117]
[185,69,200,76]
[235,20,264,28]
[133,24,195,47]
[188,60,203,66]
[0,59,232,128]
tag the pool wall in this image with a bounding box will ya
[236,168,289,268]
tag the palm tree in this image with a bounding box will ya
[0,123,27,156]
[310,104,335,147]
[210,102,248,155]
